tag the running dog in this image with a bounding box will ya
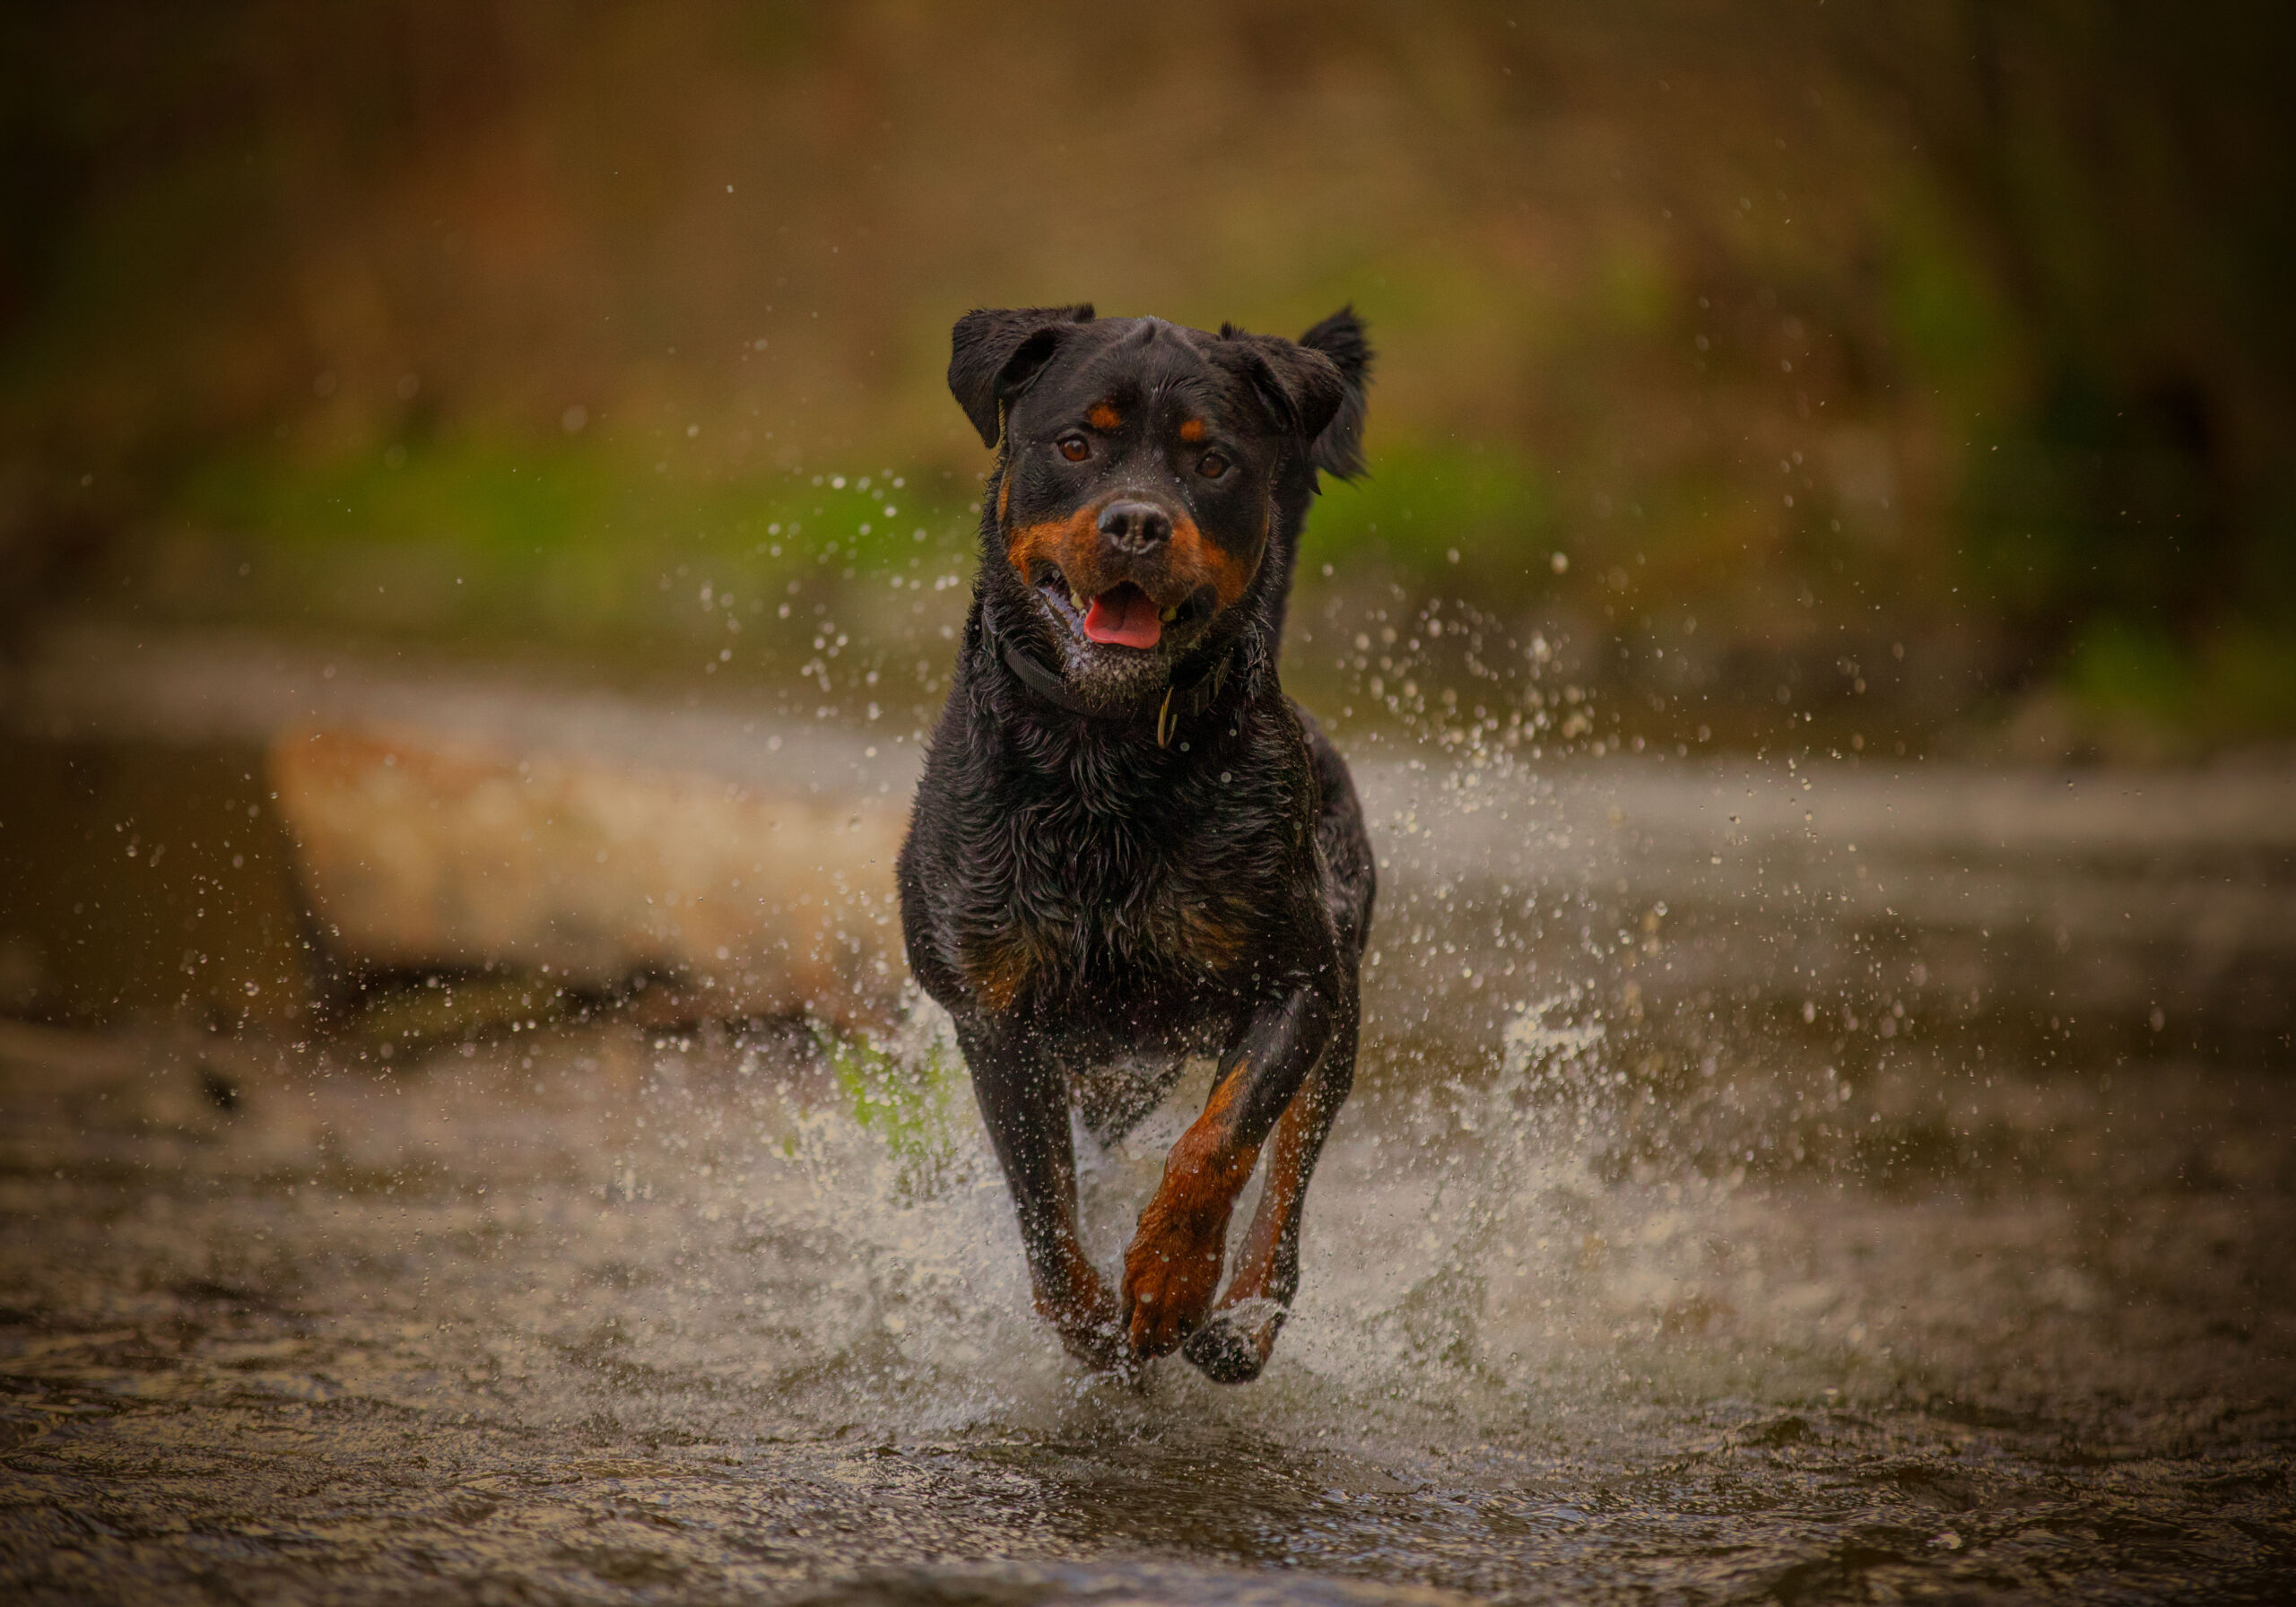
[898,304,1374,1382]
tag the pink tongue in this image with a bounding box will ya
[1083,587,1162,649]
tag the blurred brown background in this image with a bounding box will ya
[3,0,2292,755]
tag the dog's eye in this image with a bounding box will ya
[1057,434,1091,463]
[1196,452,1230,479]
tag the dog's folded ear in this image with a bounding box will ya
[1220,308,1373,481]
[949,305,1097,448]
[1216,334,1337,470]
[1298,307,1372,481]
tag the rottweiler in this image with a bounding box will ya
[897,304,1375,1382]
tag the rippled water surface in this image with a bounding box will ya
[4,692,2293,1603]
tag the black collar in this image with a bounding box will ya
[990,627,1232,747]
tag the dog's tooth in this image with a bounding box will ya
[1160,606,1178,621]
[1070,589,1087,612]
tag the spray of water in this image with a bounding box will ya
[405,959,1944,1481]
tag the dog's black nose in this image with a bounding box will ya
[1097,499,1172,552]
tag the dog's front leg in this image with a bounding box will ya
[954,1016,1126,1371]
[1185,969,1359,1383]
[1120,974,1336,1361]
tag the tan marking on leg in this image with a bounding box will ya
[1161,1064,1261,1210]
[963,933,1039,1013]
[1222,1084,1314,1303]
[1034,1235,1123,1368]
[1121,1064,1262,1357]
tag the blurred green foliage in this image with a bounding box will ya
[3,1,2291,754]
[816,1023,960,1198]
[158,441,972,638]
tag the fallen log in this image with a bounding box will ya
[267,724,908,1027]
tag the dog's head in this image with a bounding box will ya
[952,305,1370,710]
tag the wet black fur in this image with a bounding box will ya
[898,305,1375,1380]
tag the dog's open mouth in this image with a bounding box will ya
[1038,572,1200,652]
[1082,583,1163,649]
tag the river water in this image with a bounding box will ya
[3,648,2293,1603]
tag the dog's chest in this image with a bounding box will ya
[967,794,1282,1004]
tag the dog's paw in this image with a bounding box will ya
[1120,1212,1226,1359]
[1035,1268,1129,1373]
[1053,1310,1133,1375]
[1181,1297,1287,1384]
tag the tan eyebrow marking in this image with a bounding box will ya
[1178,418,1208,443]
[1086,402,1122,431]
